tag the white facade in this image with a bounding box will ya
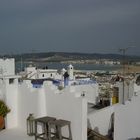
[114,96,140,140]
[0,76,140,140]
[67,64,74,80]
[88,94,140,140]
[23,65,75,81]
[1,60,140,140]
[0,58,15,76]
[88,106,114,135]
[24,66,60,79]
[115,81,134,104]
[0,79,88,140]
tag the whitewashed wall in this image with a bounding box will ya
[6,81,87,140]
[1,77,97,140]
[65,84,99,104]
[44,85,87,140]
[88,106,114,135]
[3,76,140,140]
[0,79,6,100]
[5,79,19,129]
[134,83,140,96]
[17,81,45,131]
[114,96,140,140]
[115,81,134,104]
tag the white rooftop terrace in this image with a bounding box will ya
[1,77,140,140]
[0,128,33,140]
[0,80,91,140]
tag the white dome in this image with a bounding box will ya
[68,64,73,69]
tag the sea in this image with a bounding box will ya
[16,62,121,73]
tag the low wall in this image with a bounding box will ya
[5,79,19,129]
[65,84,98,104]
[114,96,140,140]
[88,106,114,135]
[16,81,87,140]
[44,86,87,140]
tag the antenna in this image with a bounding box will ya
[119,45,136,104]
[21,54,23,72]
[31,49,37,68]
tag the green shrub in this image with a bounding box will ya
[0,100,10,117]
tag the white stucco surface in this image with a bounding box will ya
[116,81,134,104]
[3,80,88,140]
[114,96,140,140]
[1,73,140,140]
[0,128,34,140]
[5,79,19,129]
[134,84,140,96]
[88,106,114,135]
[64,84,99,104]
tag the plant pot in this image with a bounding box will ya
[0,116,4,130]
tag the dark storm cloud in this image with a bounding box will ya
[0,0,140,55]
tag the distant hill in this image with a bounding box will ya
[0,52,140,62]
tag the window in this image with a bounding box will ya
[136,75,140,85]
[9,78,14,84]
[18,79,23,84]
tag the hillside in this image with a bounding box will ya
[0,52,140,62]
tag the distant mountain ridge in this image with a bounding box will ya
[0,52,140,62]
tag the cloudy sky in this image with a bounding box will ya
[0,0,140,55]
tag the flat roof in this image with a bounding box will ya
[0,75,21,79]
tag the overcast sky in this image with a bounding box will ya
[0,0,140,55]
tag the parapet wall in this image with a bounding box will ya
[114,96,140,140]
[88,106,114,135]
[4,80,87,140]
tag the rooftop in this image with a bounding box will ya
[0,128,33,140]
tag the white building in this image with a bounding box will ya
[0,75,99,140]
[0,76,140,140]
[22,64,75,81]
[1,59,140,140]
[24,65,60,79]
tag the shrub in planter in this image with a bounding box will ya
[0,100,10,130]
[0,116,4,130]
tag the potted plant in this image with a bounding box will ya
[0,100,10,130]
